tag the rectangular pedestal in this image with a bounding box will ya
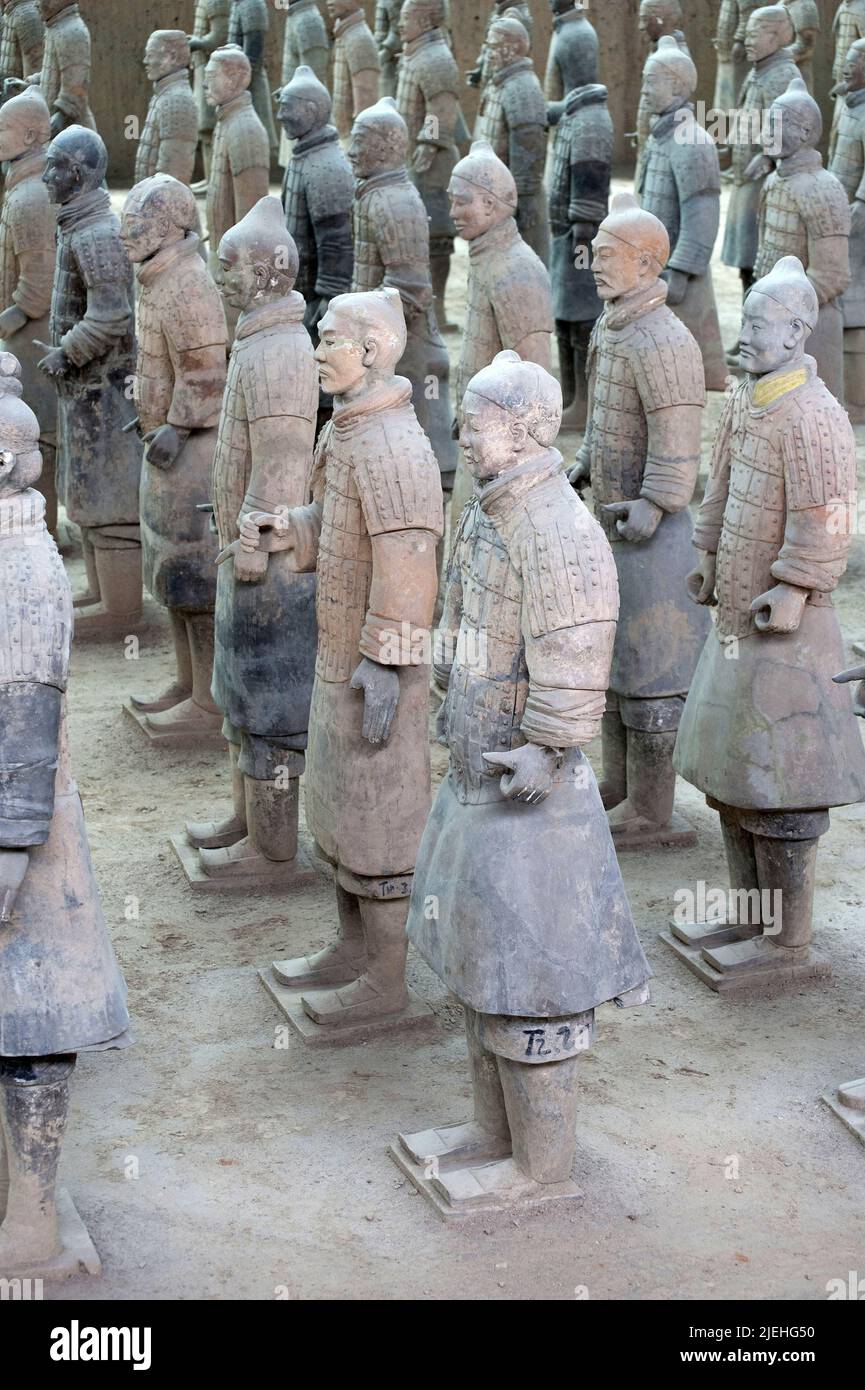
[387,1142,583,1222]
[258,971,437,1048]
[123,700,226,749]
[612,811,697,852]
[822,1089,865,1146]
[659,929,831,998]
[169,832,325,893]
[0,1189,101,1283]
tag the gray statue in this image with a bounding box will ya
[135,30,198,187]
[0,0,43,93]
[545,1,599,124]
[829,36,865,419]
[189,0,231,183]
[228,0,278,163]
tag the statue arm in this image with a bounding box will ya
[693,389,736,552]
[805,232,851,306]
[417,89,458,149]
[7,207,54,321]
[165,337,227,433]
[359,529,440,667]
[232,164,270,223]
[0,683,62,851]
[640,404,703,513]
[156,134,198,185]
[433,533,464,690]
[60,248,133,367]
[312,212,355,301]
[771,409,856,594]
[544,48,562,104]
[192,5,230,58]
[508,119,547,196]
[508,328,551,370]
[350,66,380,122]
[669,189,720,277]
[244,412,317,520]
[53,38,91,124]
[14,9,44,77]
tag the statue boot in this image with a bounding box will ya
[272,881,367,988]
[0,1057,74,1274]
[130,609,193,714]
[607,727,680,847]
[300,894,410,1026]
[73,532,143,638]
[186,743,247,850]
[144,613,221,737]
[431,253,455,332]
[198,764,304,883]
[73,528,100,608]
[597,706,627,810]
[557,322,591,433]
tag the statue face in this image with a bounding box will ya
[347,122,397,178]
[277,89,318,140]
[642,61,680,115]
[398,1,427,46]
[144,38,178,84]
[762,102,810,159]
[487,28,518,72]
[119,207,170,264]
[590,229,645,299]
[842,43,865,93]
[739,289,806,374]
[42,147,80,205]
[448,176,500,241]
[459,390,517,482]
[314,307,368,397]
[215,239,265,311]
[745,17,781,64]
[204,58,242,107]
[326,0,358,22]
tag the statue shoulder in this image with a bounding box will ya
[629,307,706,409]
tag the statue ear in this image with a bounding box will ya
[252,262,270,292]
[509,419,528,452]
[361,336,379,368]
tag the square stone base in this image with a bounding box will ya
[258,972,437,1048]
[388,1141,583,1221]
[611,811,697,852]
[169,832,324,893]
[0,1189,101,1283]
[123,700,225,749]
[822,1081,865,1146]
[659,929,831,998]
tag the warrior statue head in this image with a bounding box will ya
[592,192,670,301]
[487,17,531,73]
[399,0,446,45]
[842,37,865,94]
[459,349,562,483]
[277,65,332,142]
[0,354,43,498]
[744,5,795,64]
[347,97,408,180]
[326,0,362,23]
[143,30,192,85]
[763,75,822,159]
[0,88,51,164]
[204,45,252,110]
[448,139,518,241]
[217,195,300,314]
[314,288,407,399]
[739,254,818,376]
[643,33,697,114]
[42,125,108,206]
[639,0,683,45]
[120,174,199,265]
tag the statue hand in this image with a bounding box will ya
[35,342,68,378]
[3,78,27,100]
[744,152,771,182]
[412,144,437,175]
[833,664,865,718]
[750,583,807,634]
[239,509,297,556]
[601,497,664,542]
[662,267,690,306]
[0,305,28,339]
[142,424,184,470]
[0,849,29,924]
[686,550,718,606]
[350,657,400,746]
[482,743,558,805]
[465,67,482,88]
[567,447,591,494]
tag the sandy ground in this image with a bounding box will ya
[42,181,865,1302]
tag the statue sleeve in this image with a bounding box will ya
[54,30,91,123]
[417,89,459,150]
[508,119,547,197]
[806,234,851,306]
[518,518,618,748]
[771,402,857,593]
[669,139,721,276]
[433,507,468,688]
[306,162,355,299]
[165,340,227,432]
[632,325,705,511]
[544,47,562,104]
[242,341,318,514]
[491,268,554,358]
[200,2,231,55]
[0,682,62,848]
[693,385,737,552]
[7,197,54,320]
[14,7,44,77]
[372,192,433,317]
[641,404,703,512]
[231,164,270,223]
[60,231,133,367]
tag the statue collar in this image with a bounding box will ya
[153,69,189,97]
[554,8,586,30]
[216,91,253,123]
[848,87,865,110]
[56,185,111,231]
[604,278,668,331]
[331,377,413,434]
[749,356,814,411]
[288,0,317,9]
[468,215,519,259]
[754,48,790,76]
[355,166,408,199]
[0,488,46,543]
[136,232,201,289]
[3,144,46,192]
[334,9,364,39]
[774,146,822,178]
[650,98,692,141]
[477,449,565,518]
[236,293,306,340]
[564,83,608,115]
[404,28,444,59]
[493,57,534,87]
[293,124,339,157]
[46,3,79,25]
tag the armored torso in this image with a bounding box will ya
[49,189,135,390]
[544,6,599,102]
[135,69,198,185]
[331,9,379,140]
[478,57,546,192]
[833,0,865,86]
[730,49,799,183]
[282,0,329,85]
[40,2,93,128]
[754,153,852,285]
[192,0,231,135]
[640,104,720,274]
[352,167,431,304]
[0,146,52,320]
[283,125,354,304]
[207,92,269,250]
[395,27,458,148]
[830,89,865,201]
[0,0,43,82]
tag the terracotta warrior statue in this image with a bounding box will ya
[327,0,380,142]
[349,98,456,488]
[38,125,142,637]
[753,77,851,401]
[477,16,549,266]
[185,198,318,886]
[713,1,760,117]
[376,0,402,98]
[448,140,553,520]
[467,1,533,106]
[670,256,865,993]
[0,352,130,1279]
[189,0,231,182]
[549,81,612,432]
[22,0,92,134]
[228,0,278,163]
[135,30,198,187]
[545,1,599,123]
[396,351,651,1216]
[280,0,330,165]
[635,1,689,168]
[0,0,43,92]
[395,0,460,332]
[246,288,443,1031]
[121,175,227,740]
[720,6,797,309]
[204,45,269,274]
[278,66,354,337]
[783,1,820,91]
[830,1,865,159]
[829,36,865,419]
[639,36,727,391]
[569,194,708,850]
[0,89,57,533]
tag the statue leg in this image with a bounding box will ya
[497,1052,582,1185]
[186,739,247,849]
[430,238,455,332]
[556,320,576,409]
[558,321,592,433]
[272,880,367,988]
[39,438,58,540]
[597,693,627,810]
[0,1055,75,1272]
[199,744,307,883]
[74,527,142,638]
[129,608,193,713]
[607,697,694,848]
[144,612,221,736]
[844,326,865,424]
[73,526,101,609]
[301,886,411,1026]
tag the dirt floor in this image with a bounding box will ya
[45,180,865,1302]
